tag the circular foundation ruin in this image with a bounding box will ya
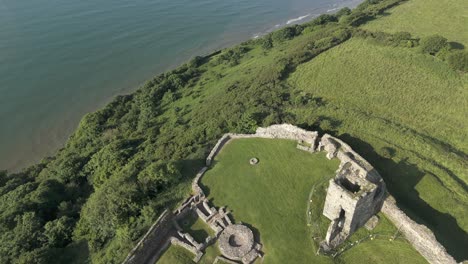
[249,158,259,165]
[218,224,255,260]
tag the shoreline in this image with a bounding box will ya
[1,0,362,173]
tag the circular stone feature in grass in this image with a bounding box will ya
[218,224,254,260]
[249,158,259,165]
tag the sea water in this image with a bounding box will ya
[0,0,361,171]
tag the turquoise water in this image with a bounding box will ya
[0,0,360,171]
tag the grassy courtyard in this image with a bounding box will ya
[199,138,426,264]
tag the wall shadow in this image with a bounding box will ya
[339,133,468,261]
[242,222,262,246]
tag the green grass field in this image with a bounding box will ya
[363,0,468,45]
[288,37,468,260]
[200,138,426,264]
[158,245,194,264]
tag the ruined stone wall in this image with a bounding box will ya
[319,134,458,263]
[205,124,319,167]
[382,197,457,264]
[255,124,318,146]
[350,188,380,232]
[192,167,208,195]
[322,180,358,229]
[122,210,174,264]
[206,134,232,166]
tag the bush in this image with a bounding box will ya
[420,35,448,55]
[393,31,412,42]
[436,46,452,61]
[261,36,273,50]
[311,14,337,26]
[188,56,204,68]
[379,147,396,159]
[336,7,352,18]
[273,27,295,42]
[447,50,468,72]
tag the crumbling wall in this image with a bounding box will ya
[206,134,232,166]
[255,124,318,147]
[382,197,457,264]
[123,210,175,264]
[205,124,319,168]
[319,134,382,184]
[192,167,208,195]
[319,133,386,250]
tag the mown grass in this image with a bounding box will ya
[363,0,468,45]
[338,213,427,263]
[200,138,425,264]
[157,245,194,264]
[288,37,468,260]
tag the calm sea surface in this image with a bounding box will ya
[0,0,360,171]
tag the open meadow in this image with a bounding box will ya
[363,0,468,45]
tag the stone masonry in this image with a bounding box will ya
[318,134,386,250]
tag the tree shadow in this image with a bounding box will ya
[449,42,465,50]
[177,158,205,179]
[339,133,468,261]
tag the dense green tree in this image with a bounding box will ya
[43,216,74,247]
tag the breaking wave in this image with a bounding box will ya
[286,14,311,25]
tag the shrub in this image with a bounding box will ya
[420,35,448,55]
[188,56,204,68]
[336,7,352,18]
[273,27,296,42]
[314,37,335,50]
[312,14,338,26]
[447,50,468,72]
[379,147,396,159]
[261,36,273,50]
[319,119,333,132]
[436,46,452,61]
[393,31,412,42]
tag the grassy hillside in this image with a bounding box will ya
[0,0,466,263]
[363,0,468,45]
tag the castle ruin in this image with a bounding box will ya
[123,124,458,264]
[318,135,386,250]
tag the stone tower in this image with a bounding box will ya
[318,135,386,250]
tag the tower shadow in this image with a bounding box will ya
[339,133,468,261]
